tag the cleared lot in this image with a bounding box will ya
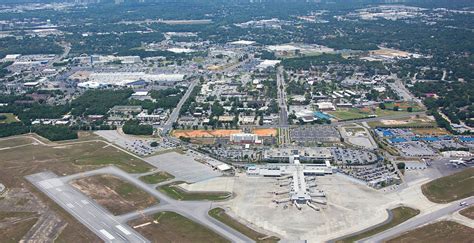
[144,152,221,183]
[71,174,158,215]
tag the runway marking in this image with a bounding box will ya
[66,203,74,208]
[116,225,132,235]
[81,200,89,205]
[56,188,62,192]
[99,229,115,240]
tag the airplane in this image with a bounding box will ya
[447,158,467,167]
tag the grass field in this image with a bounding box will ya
[72,175,158,215]
[0,138,153,187]
[129,211,229,243]
[459,205,474,220]
[387,221,474,243]
[139,171,175,184]
[0,136,34,148]
[209,208,279,243]
[0,113,18,124]
[328,108,370,120]
[0,136,155,242]
[368,115,437,129]
[158,182,231,201]
[383,102,423,112]
[0,211,38,243]
[421,168,474,203]
[328,107,411,121]
[336,206,420,243]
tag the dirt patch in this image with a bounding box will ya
[388,221,474,243]
[0,212,38,243]
[252,128,277,137]
[71,174,158,215]
[459,205,474,220]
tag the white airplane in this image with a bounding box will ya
[448,158,467,167]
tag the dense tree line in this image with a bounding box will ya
[122,119,153,135]
[0,36,62,59]
[71,89,133,116]
[33,125,78,141]
[0,61,13,78]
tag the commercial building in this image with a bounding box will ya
[263,147,333,162]
[230,133,260,144]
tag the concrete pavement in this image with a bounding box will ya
[26,172,149,243]
[162,79,198,135]
[28,166,253,243]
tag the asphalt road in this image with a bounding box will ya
[358,196,474,242]
[276,66,288,127]
[29,166,253,243]
[26,172,148,243]
[162,79,198,135]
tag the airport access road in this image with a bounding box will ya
[276,66,289,127]
[162,79,198,135]
[26,172,148,243]
[358,196,474,243]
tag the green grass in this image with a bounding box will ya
[328,108,369,120]
[158,182,231,201]
[329,107,413,121]
[383,102,423,112]
[387,221,474,243]
[139,171,174,184]
[422,168,474,203]
[0,113,18,124]
[209,208,280,243]
[131,211,229,243]
[336,206,420,243]
[69,142,153,173]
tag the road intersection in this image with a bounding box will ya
[27,166,253,243]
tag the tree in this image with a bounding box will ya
[379,103,386,110]
[393,106,399,111]
[150,141,158,147]
[407,107,413,112]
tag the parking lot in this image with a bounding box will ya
[394,141,436,157]
[95,130,177,156]
[290,125,341,144]
[144,152,221,183]
[331,147,378,165]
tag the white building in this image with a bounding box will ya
[230,133,260,144]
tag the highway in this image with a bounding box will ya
[28,166,253,243]
[162,79,198,135]
[276,66,288,127]
[358,196,474,242]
